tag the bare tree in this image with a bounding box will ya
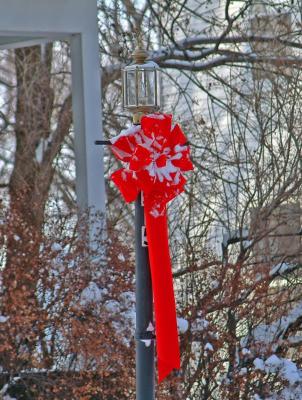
[1,1,302,398]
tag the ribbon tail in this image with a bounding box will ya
[144,211,180,383]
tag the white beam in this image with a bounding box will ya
[0,0,95,33]
[0,35,70,50]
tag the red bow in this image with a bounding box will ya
[110,113,193,382]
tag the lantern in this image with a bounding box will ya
[122,45,161,121]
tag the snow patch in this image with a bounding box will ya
[141,340,152,347]
[242,301,302,351]
[118,253,125,262]
[270,262,293,276]
[280,359,302,385]
[210,280,219,289]
[120,291,135,308]
[80,282,106,305]
[177,317,189,333]
[254,355,302,387]
[145,112,165,119]
[204,342,214,351]
[242,347,251,355]
[51,242,62,252]
[104,300,120,313]
[111,125,141,144]
[253,358,265,371]
[239,367,247,375]
[265,355,282,372]
[146,322,154,332]
[191,317,209,332]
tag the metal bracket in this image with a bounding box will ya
[95,140,111,145]
[135,331,156,341]
[141,226,148,247]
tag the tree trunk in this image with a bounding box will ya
[0,45,72,373]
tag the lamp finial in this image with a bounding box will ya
[132,34,148,64]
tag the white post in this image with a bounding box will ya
[70,32,106,216]
[0,0,106,216]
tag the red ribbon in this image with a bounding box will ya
[110,113,193,382]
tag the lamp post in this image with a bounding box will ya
[122,44,161,400]
[95,42,161,398]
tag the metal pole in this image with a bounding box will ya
[135,193,155,400]
[94,127,155,398]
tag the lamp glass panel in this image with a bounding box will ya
[137,69,155,106]
[126,70,136,106]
